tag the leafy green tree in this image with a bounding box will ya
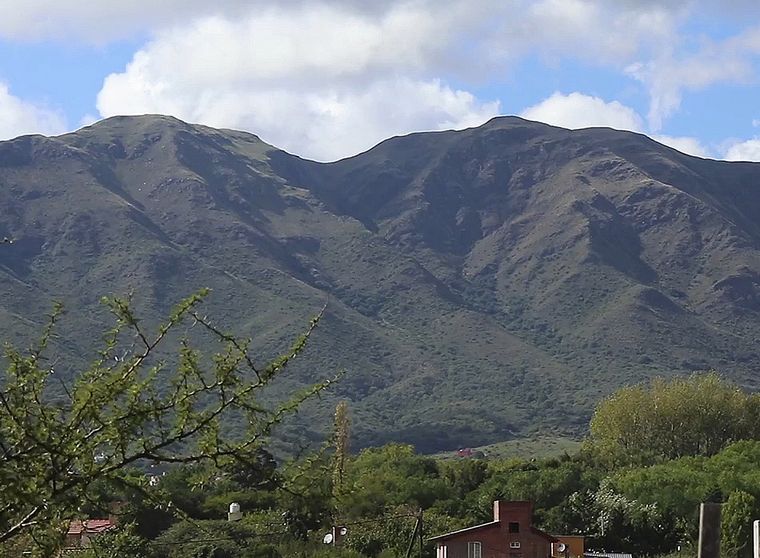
[588,373,760,465]
[150,519,282,558]
[341,444,449,518]
[80,523,149,558]
[722,490,755,558]
[569,480,682,556]
[0,291,332,553]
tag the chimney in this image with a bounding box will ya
[493,500,533,523]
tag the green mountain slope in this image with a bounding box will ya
[1,115,759,451]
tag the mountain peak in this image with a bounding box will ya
[1,116,760,450]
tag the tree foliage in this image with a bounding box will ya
[0,290,332,552]
[588,373,760,464]
[332,400,350,503]
[722,490,755,558]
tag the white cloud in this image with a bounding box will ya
[511,0,678,64]
[626,56,751,132]
[520,92,643,132]
[520,92,711,158]
[96,5,500,160]
[94,6,501,160]
[0,83,66,140]
[651,134,710,157]
[626,25,760,131]
[0,0,681,54]
[7,0,737,155]
[723,139,760,161]
[0,0,255,42]
[98,74,499,162]
[753,119,760,127]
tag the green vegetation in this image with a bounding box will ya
[432,435,582,461]
[3,115,760,451]
[588,373,760,465]
[0,292,333,554]
[3,368,760,557]
[4,114,760,554]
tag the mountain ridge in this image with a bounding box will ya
[1,114,759,452]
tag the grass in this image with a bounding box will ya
[431,435,582,461]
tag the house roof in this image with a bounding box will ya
[428,521,558,543]
[67,519,116,535]
[428,521,500,541]
[531,526,559,542]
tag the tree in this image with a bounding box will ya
[722,490,755,558]
[79,523,148,558]
[332,400,351,502]
[566,481,682,556]
[0,290,333,553]
[588,373,760,465]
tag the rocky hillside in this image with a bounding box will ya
[1,115,759,451]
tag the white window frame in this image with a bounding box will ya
[510,541,521,549]
[437,544,448,558]
[468,541,482,558]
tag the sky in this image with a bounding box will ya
[1,0,760,162]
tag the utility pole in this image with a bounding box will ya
[405,509,425,558]
[698,503,720,558]
[406,514,420,558]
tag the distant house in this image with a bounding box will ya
[457,448,487,459]
[64,518,117,550]
[430,501,587,558]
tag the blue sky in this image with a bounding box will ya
[1,0,760,161]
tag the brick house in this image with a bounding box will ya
[429,501,558,558]
[64,518,117,550]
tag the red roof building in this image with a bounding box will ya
[64,518,116,550]
[429,501,557,558]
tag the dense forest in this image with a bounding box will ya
[4,373,760,558]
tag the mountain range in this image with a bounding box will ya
[1,114,759,452]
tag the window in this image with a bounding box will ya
[468,541,482,558]
[437,545,448,558]
[508,522,520,533]
[510,541,521,549]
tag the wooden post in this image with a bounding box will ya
[698,503,720,558]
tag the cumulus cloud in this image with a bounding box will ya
[626,25,760,131]
[510,0,678,64]
[520,92,643,132]
[520,92,710,158]
[8,0,745,156]
[651,134,710,157]
[95,4,502,160]
[723,139,760,161]
[0,0,680,55]
[0,0,255,42]
[0,83,66,140]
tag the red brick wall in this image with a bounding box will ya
[435,502,552,558]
